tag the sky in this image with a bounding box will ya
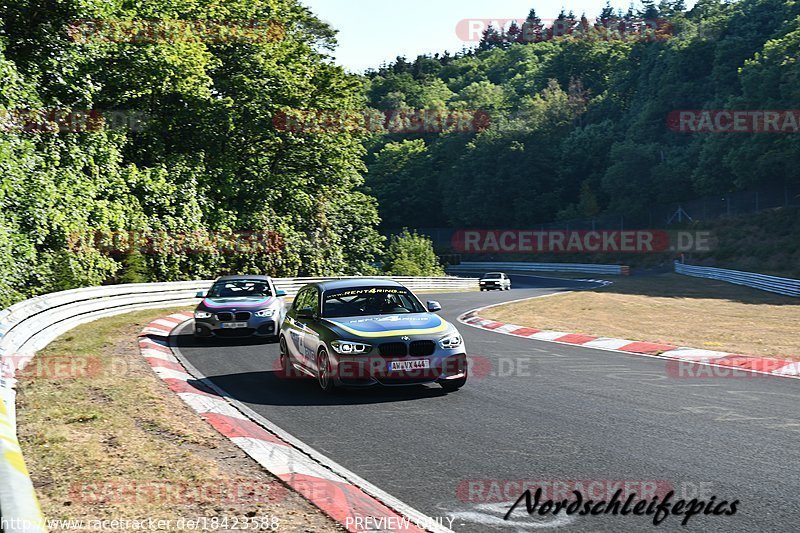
[301,0,695,72]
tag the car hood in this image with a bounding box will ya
[199,296,278,310]
[322,313,451,339]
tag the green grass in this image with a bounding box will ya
[15,308,342,531]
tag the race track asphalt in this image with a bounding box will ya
[173,274,800,532]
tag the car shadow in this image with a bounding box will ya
[180,334,278,348]
[189,371,450,407]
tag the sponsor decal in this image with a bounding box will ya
[329,314,448,338]
[202,297,275,309]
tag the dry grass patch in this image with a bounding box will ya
[16,308,342,531]
[482,273,800,358]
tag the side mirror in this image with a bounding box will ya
[427,300,442,312]
[276,289,287,297]
[195,291,206,298]
[297,307,315,319]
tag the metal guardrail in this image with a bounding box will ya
[449,262,630,275]
[0,275,477,532]
[674,262,800,297]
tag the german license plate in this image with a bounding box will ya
[389,360,431,372]
[221,322,248,329]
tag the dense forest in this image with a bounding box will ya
[0,0,385,307]
[1,0,799,306]
[363,0,800,229]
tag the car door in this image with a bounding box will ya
[285,288,313,368]
[300,287,323,372]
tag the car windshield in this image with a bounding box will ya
[322,286,425,318]
[484,273,502,279]
[207,280,272,298]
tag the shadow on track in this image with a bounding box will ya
[188,371,450,407]
[176,329,451,406]
[187,335,278,347]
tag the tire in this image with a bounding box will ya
[316,348,337,393]
[440,375,467,392]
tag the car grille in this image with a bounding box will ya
[409,340,436,357]
[215,312,251,322]
[379,341,437,358]
[379,342,408,357]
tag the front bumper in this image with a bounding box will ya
[329,346,467,388]
[194,315,278,338]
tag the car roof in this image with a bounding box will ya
[309,278,405,291]
[215,275,273,282]
[483,272,505,276]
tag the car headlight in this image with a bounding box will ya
[255,309,276,318]
[194,311,212,319]
[330,340,372,355]
[439,334,463,349]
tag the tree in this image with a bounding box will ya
[0,0,386,305]
[507,21,522,44]
[522,9,544,43]
[383,230,444,276]
[367,140,437,228]
[120,249,151,284]
[479,25,503,50]
[640,0,661,20]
